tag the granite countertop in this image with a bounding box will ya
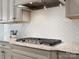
[10,41,79,54]
[54,43,79,54]
[0,40,79,54]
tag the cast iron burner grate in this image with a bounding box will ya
[16,38,62,46]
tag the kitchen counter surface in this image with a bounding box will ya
[10,41,79,54]
[0,40,79,54]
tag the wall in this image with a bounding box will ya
[2,6,79,43]
[3,23,28,41]
[9,23,28,38]
[25,6,79,43]
[3,24,23,41]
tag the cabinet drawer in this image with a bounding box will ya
[66,0,79,19]
[12,52,34,59]
[58,51,79,59]
[11,44,52,59]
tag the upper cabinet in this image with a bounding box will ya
[0,0,30,24]
[66,0,79,19]
[0,0,2,21]
[2,0,9,21]
[12,52,33,59]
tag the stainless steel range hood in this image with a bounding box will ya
[19,0,60,10]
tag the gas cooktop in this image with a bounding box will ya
[16,38,62,46]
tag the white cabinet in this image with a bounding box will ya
[0,0,17,22]
[11,45,57,59]
[0,48,3,59]
[0,43,11,59]
[22,9,31,22]
[59,52,79,59]
[0,0,30,23]
[0,48,11,59]
[0,43,58,59]
[4,49,11,59]
[9,0,15,21]
[0,0,15,22]
[9,0,26,22]
[0,0,2,21]
[10,0,30,22]
[2,0,9,21]
[11,49,49,59]
[15,7,22,21]
[66,0,79,19]
[15,7,31,22]
[12,52,34,59]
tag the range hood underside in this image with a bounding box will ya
[22,0,60,10]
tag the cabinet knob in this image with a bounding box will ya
[13,18,16,19]
[1,51,5,53]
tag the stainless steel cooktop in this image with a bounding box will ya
[16,38,62,46]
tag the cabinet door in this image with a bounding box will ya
[2,0,9,21]
[4,49,11,59]
[12,52,34,59]
[9,0,14,21]
[69,0,79,15]
[9,0,23,21]
[59,52,79,59]
[0,48,3,59]
[0,0,2,21]
[15,7,23,21]
[15,7,30,22]
[22,9,30,22]
[0,48,6,59]
[1,0,15,22]
[66,0,79,18]
[11,45,52,59]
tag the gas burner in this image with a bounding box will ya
[16,38,62,46]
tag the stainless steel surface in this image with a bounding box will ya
[16,38,62,46]
[21,0,60,10]
[0,21,29,24]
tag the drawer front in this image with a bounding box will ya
[11,44,51,59]
[59,51,79,59]
[12,52,34,59]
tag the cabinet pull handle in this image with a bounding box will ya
[1,51,5,53]
[13,0,16,21]
[2,51,5,59]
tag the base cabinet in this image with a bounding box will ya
[12,52,34,59]
[0,48,11,59]
[4,49,11,59]
[11,45,56,59]
[1,43,79,59]
[0,48,3,59]
[58,52,79,59]
[11,49,51,59]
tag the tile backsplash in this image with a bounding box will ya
[3,24,28,41]
[1,6,79,43]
